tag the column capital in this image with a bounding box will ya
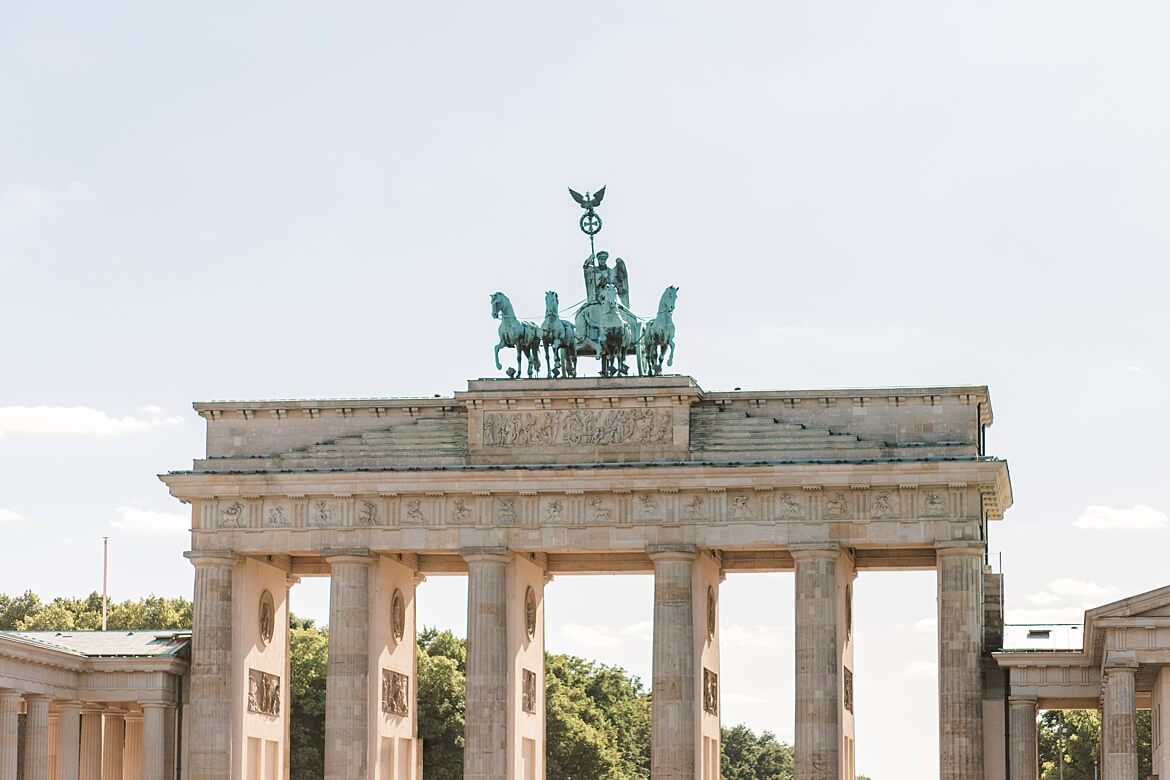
[0,689,22,703]
[646,543,697,561]
[934,541,985,558]
[1104,651,1139,671]
[789,543,841,561]
[323,548,372,564]
[1008,695,1038,705]
[184,550,236,567]
[79,703,105,715]
[22,693,51,704]
[55,700,82,713]
[460,545,511,563]
[123,710,144,723]
[139,701,169,712]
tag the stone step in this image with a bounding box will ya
[693,447,886,459]
[691,429,846,441]
[692,440,880,452]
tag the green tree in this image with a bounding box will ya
[289,618,328,780]
[417,630,466,780]
[0,591,44,630]
[721,724,794,780]
[1038,709,1152,780]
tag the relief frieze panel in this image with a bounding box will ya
[248,669,281,717]
[482,408,673,448]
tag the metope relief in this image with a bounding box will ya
[636,494,660,522]
[824,492,850,519]
[521,669,537,714]
[451,499,472,524]
[358,500,378,526]
[870,491,900,519]
[684,495,705,521]
[777,492,803,520]
[924,490,949,517]
[381,670,409,716]
[590,498,613,523]
[310,500,336,528]
[219,501,245,528]
[703,668,719,716]
[248,669,280,716]
[543,499,565,524]
[729,495,754,521]
[404,500,425,525]
[482,408,672,448]
[263,503,290,528]
[496,498,518,524]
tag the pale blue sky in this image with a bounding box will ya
[2,3,1169,777]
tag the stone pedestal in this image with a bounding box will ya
[186,551,234,779]
[56,702,81,780]
[101,712,125,780]
[0,690,20,780]
[937,543,985,780]
[325,553,373,780]
[78,706,103,780]
[463,549,510,780]
[23,695,50,780]
[650,545,697,780]
[142,704,167,780]
[1104,661,1138,780]
[1007,698,1037,780]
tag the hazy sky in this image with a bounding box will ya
[2,3,1168,777]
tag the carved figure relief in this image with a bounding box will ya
[497,498,518,523]
[707,586,716,641]
[264,505,289,528]
[521,668,537,714]
[391,589,405,643]
[777,492,802,520]
[311,501,335,527]
[482,408,672,447]
[248,669,280,716]
[405,500,424,525]
[730,495,754,521]
[843,667,854,713]
[525,586,537,641]
[636,494,659,521]
[870,492,899,519]
[703,668,719,716]
[825,492,850,519]
[543,500,564,523]
[219,501,245,528]
[382,669,409,716]
[924,490,949,517]
[358,500,378,526]
[590,498,612,523]
[684,495,705,521]
[452,499,472,524]
[258,590,275,647]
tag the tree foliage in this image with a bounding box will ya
[289,618,328,780]
[720,723,794,780]
[1038,709,1152,780]
[0,591,191,631]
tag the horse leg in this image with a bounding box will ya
[667,338,675,367]
[495,341,504,371]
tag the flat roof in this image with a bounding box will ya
[1002,623,1084,652]
[0,630,190,658]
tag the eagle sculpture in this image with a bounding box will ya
[568,186,606,210]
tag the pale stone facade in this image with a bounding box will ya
[154,375,1012,780]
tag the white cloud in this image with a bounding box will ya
[1026,591,1061,606]
[1074,504,1168,531]
[1127,366,1144,374]
[560,624,623,648]
[619,620,652,641]
[108,507,188,535]
[1006,605,1094,624]
[914,617,937,633]
[0,508,24,526]
[1046,578,1117,599]
[905,661,937,677]
[721,624,788,649]
[0,406,183,437]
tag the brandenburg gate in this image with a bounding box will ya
[161,375,1012,780]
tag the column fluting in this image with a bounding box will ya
[1103,663,1138,780]
[100,712,125,780]
[185,551,234,780]
[55,701,82,780]
[462,549,510,780]
[792,546,840,780]
[23,695,51,780]
[1007,697,1038,780]
[140,704,167,780]
[78,706,103,780]
[324,552,372,780]
[648,546,697,780]
[936,542,985,780]
[122,711,143,780]
[0,690,20,780]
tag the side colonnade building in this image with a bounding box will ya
[160,375,1015,780]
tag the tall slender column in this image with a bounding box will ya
[48,709,58,780]
[462,549,509,780]
[0,690,20,780]
[324,552,372,780]
[648,545,697,780]
[936,542,984,780]
[78,706,103,780]
[23,695,51,780]
[1007,698,1038,780]
[101,712,125,780]
[792,546,840,780]
[122,712,142,780]
[55,702,81,780]
[140,705,166,780]
[1104,660,1138,780]
[184,551,234,780]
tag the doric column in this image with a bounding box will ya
[1103,659,1138,780]
[185,551,234,780]
[0,690,20,780]
[140,704,167,780]
[324,552,372,780]
[23,694,51,780]
[936,542,984,780]
[78,706,103,780]
[1007,697,1038,780]
[462,548,510,780]
[55,702,82,780]
[101,711,125,780]
[649,544,697,780]
[122,711,143,780]
[792,545,840,780]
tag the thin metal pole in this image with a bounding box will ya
[101,536,109,631]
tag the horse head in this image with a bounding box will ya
[490,291,508,320]
[545,290,559,314]
[659,285,679,314]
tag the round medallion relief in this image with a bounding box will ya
[258,590,275,647]
[391,589,405,643]
[706,586,716,641]
[524,586,537,641]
